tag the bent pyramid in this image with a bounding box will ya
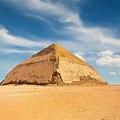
[2,44,107,85]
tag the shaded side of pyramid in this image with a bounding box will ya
[1,44,107,85]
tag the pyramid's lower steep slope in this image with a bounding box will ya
[1,44,107,85]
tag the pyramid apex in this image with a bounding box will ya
[49,43,59,48]
[47,43,65,51]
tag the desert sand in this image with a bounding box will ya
[0,85,120,120]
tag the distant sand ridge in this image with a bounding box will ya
[1,44,107,85]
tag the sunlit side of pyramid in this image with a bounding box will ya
[1,44,107,85]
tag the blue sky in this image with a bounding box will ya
[0,0,120,84]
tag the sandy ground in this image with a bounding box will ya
[0,85,120,120]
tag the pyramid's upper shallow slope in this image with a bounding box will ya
[32,44,87,65]
[1,44,107,85]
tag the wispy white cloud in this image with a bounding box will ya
[75,53,85,61]
[0,26,52,48]
[0,48,37,54]
[65,26,120,51]
[7,0,82,25]
[96,50,120,67]
[6,0,120,51]
[110,72,117,76]
[1,0,120,57]
[26,14,61,34]
[110,71,120,76]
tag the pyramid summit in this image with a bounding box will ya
[1,43,107,85]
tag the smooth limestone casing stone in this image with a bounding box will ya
[57,57,104,84]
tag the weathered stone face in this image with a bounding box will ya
[1,44,107,85]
